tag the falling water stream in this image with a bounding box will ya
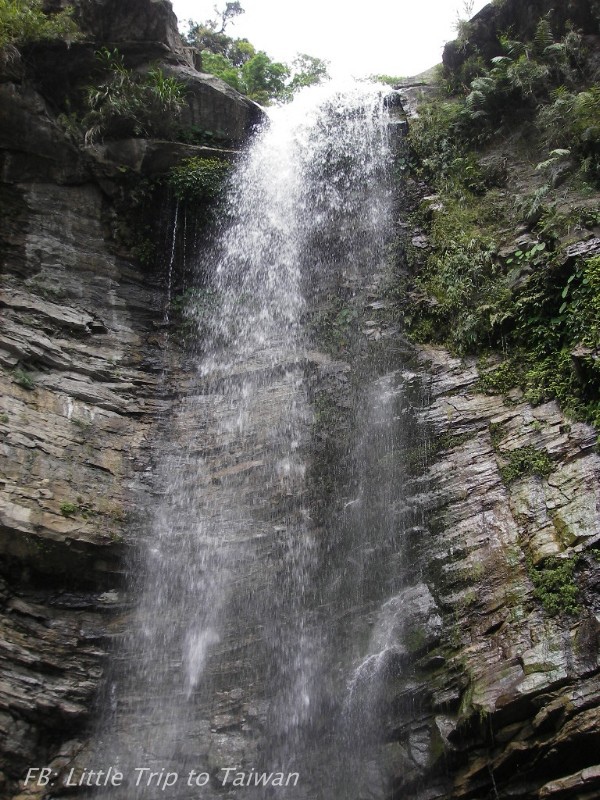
[91,81,418,800]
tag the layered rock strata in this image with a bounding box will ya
[0,1,260,795]
[381,347,600,800]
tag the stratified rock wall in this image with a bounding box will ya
[382,347,600,800]
[0,1,260,795]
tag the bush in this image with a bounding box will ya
[403,10,600,426]
[529,555,580,616]
[537,86,600,181]
[406,195,509,354]
[0,0,79,49]
[498,445,554,484]
[167,157,231,202]
[82,48,186,143]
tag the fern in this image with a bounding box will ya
[517,185,551,224]
[500,36,526,59]
[533,17,554,58]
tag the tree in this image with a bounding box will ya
[200,50,243,92]
[0,0,80,50]
[242,51,289,104]
[183,6,327,105]
[216,1,244,34]
[185,21,229,56]
[288,53,329,92]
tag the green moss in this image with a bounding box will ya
[0,413,8,424]
[433,430,475,453]
[499,445,554,484]
[59,501,78,517]
[404,626,427,653]
[552,514,577,547]
[528,555,580,616]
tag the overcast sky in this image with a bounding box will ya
[170,0,490,78]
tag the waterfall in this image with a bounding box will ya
[90,81,416,800]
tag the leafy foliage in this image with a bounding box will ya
[404,194,510,353]
[537,86,600,180]
[368,73,406,87]
[528,556,580,616]
[184,3,328,104]
[241,50,289,104]
[402,11,600,433]
[59,501,78,517]
[498,445,554,484]
[439,18,596,171]
[0,0,79,49]
[167,157,231,202]
[81,49,186,143]
[288,53,330,92]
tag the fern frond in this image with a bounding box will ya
[533,18,554,57]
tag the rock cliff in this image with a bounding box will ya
[377,345,600,799]
[1,0,599,799]
[0,1,260,795]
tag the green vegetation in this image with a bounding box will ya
[12,368,35,390]
[311,297,359,355]
[0,0,79,49]
[167,157,231,202]
[369,74,406,86]
[400,11,600,433]
[498,445,554,484]
[59,501,78,517]
[59,498,101,520]
[79,48,186,143]
[0,412,8,423]
[528,555,580,615]
[184,3,328,104]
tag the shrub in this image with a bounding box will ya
[498,445,554,484]
[82,48,186,143]
[12,368,35,389]
[0,0,79,49]
[403,10,600,431]
[537,86,600,181]
[167,157,231,202]
[529,555,580,615]
[560,254,600,348]
[59,501,78,516]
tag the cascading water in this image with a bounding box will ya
[90,81,418,800]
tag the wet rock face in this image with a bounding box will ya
[381,346,600,800]
[0,0,262,795]
[0,136,163,796]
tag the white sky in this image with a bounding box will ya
[170,0,490,79]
